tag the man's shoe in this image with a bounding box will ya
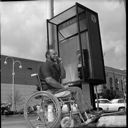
[81,112,95,125]
[83,111,101,124]
[84,118,94,125]
[81,112,88,121]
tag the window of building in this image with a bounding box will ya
[109,77,113,90]
[27,67,33,70]
[120,79,123,91]
[115,78,119,90]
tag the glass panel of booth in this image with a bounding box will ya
[49,4,84,25]
[59,36,80,83]
[58,11,87,42]
[49,6,76,25]
[59,33,90,84]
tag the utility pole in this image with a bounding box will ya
[49,0,55,49]
[95,86,99,111]
[50,0,54,18]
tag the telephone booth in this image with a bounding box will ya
[47,3,106,108]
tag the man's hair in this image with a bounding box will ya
[45,49,54,58]
[45,50,50,58]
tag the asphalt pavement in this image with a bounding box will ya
[1,112,127,128]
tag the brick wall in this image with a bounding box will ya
[1,55,43,85]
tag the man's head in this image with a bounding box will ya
[45,49,58,62]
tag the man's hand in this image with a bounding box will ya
[60,84,68,89]
[57,57,62,64]
[64,85,69,89]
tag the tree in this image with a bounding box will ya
[7,90,25,111]
[101,87,124,100]
[101,88,116,100]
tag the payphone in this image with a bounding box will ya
[47,3,106,108]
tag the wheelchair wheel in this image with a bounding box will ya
[61,116,74,128]
[24,91,61,128]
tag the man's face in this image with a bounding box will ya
[49,49,58,62]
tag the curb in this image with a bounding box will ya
[101,111,126,117]
[1,114,25,122]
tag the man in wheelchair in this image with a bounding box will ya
[38,49,100,123]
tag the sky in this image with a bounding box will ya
[1,0,126,70]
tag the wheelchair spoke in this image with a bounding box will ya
[24,91,61,128]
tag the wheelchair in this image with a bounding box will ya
[24,74,94,128]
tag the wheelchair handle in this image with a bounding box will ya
[31,73,38,77]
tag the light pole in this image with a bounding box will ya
[4,56,22,112]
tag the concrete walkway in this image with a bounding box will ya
[97,115,126,127]
[96,111,126,127]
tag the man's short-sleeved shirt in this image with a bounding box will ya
[38,60,61,89]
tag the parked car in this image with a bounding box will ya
[95,99,111,112]
[1,102,12,115]
[110,98,126,111]
[95,98,126,112]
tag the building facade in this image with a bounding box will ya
[94,66,126,99]
[1,55,126,111]
[1,55,42,111]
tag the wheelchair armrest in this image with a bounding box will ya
[31,73,38,77]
